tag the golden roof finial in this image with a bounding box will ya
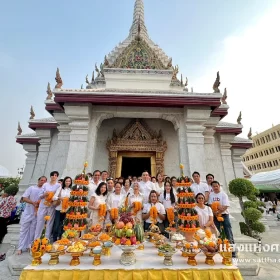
[213,71,220,93]
[17,122,22,136]
[30,106,35,120]
[237,111,242,124]
[46,82,52,100]
[55,68,63,89]
[247,127,252,140]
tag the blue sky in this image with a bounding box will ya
[0,0,279,176]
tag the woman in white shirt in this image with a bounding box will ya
[159,181,176,232]
[194,193,214,231]
[88,182,108,227]
[154,173,164,195]
[142,190,166,233]
[121,178,133,196]
[129,182,144,223]
[52,177,72,241]
[107,182,124,223]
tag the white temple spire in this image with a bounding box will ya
[129,0,149,41]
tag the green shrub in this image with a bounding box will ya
[229,178,265,238]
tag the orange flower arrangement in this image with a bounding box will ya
[149,206,158,224]
[34,200,40,216]
[166,208,175,226]
[88,241,101,247]
[110,208,118,220]
[70,191,88,196]
[44,215,50,221]
[133,201,142,214]
[205,228,212,239]
[177,203,196,208]
[211,202,224,222]
[99,233,110,241]
[66,213,87,220]
[61,197,69,212]
[68,201,87,207]
[44,192,54,206]
[56,238,71,245]
[178,214,198,221]
[99,204,107,220]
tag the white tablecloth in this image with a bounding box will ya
[24,242,237,271]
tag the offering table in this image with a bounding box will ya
[20,242,243,280]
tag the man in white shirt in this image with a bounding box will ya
[101,171,108,183]
[191,171,209,202]
[17,176,47,255]
[139,171,155,204]
[88,170,102,200]
[208,180,235,257]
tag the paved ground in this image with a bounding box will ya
[0,217,279,280]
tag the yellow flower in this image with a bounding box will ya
[84,161,88,168]
[41,238,49,245]
[46,244,52,251]
[180,164,184,169]
[44,215,50,221]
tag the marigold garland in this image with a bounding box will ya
[211,201,224,222]
[177,203,196,208]
[133,201,142,214]
[178,214,198,221]
[166,208,175,226]
[68,201,87,207]
[73,180,89,185]
[177,193,194,198]
[110,208,118,220]
[34,200,40,216]
[175,182,192,187]
[63,225,87,231]
[98,204,106,219]
[66,213,87,219]
[44,192,54,206]
[149,206,158,224]
[70,191,88,196]
[61,197,69,212]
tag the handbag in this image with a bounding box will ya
[52,187,62,207]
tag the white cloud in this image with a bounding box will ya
[191,2,280,137]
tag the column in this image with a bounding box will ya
[219,134,236,194]
[232,148,247,178]
[203,117,222,177]
[62,105,91,178]
[177,117,190,176]
[18,143,38,197]
[30,129,52,183]
[183,107,211,178]
[52,112,71,176]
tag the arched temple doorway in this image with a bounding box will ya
[106,119,167,178]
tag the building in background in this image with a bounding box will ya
[243,124,280,174]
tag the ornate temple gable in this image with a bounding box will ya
[106,0,171,69]
[107,119,167,177]
[108,119,165,149]
[107,37,167,70]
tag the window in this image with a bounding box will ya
[263,163,267,168]
[255,153,258,158]
[278,131,280,137]
[267,161,272,167]
[261,137,265,144]
[257,139,260,146]
[272,132,277,140]
[260,151,263,157]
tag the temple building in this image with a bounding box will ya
[16,0,252,195]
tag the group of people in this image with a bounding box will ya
[15,168,235,257]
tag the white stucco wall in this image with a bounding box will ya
[204,134,226,186]
[93,118,180,176]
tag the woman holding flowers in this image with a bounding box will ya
[34,171,60,240]
[194,193,214,230]
[107,182,124,223]
[52,176,72,241]
[129,182,144,223]
[88,182,108,227]
[159,181,176,231]
[142,190,166,233]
